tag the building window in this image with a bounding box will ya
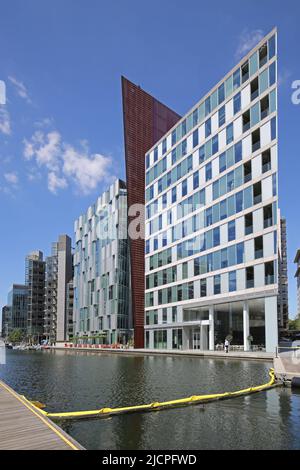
[235,141,242,163]
[260,95,270,120]
[172,130,176,146]
[200,279,207,297]
[229,271,236,292]
[205,162,212,181]
[199,145,205,164]
[246,266,254,289]
[205,118,211,138]
[243,109,250,133]
[213,227,220,246]
[226,123,234,144]
[172,187,177,203]
[265,261,275,285]
[253,181,262,205]
[162,308,167,324]
[259,43,268,68]
[241,61,249,84]
[228,220,236,241]
[233,69,241,89]
[219,152,226,173]
[262,149,271,173]
[214,275,221,295]
[193,130,199,148]
[244,161,252,183]
[212,135,219,155]
[263,204,273,228]
[205,97,211,116]
[182,262,188,280]
[250,77,259,101]
[172,307,177,322]
[252,129,261,152]
[269,61,276,86]
[218,83,225,104]
[193,171,199,190]
[271,117,277,140]
[182,179,187,197]
[154,330,167,349]
[219,105,226,127]
[254,236,263,259]
[245,212,253,235]
[146,154,150,169]
[233,92,241,114]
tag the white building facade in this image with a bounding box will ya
[144,29,279,353]
[73,179,131,345]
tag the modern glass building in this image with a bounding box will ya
[73,179,131,345]
[144,29,279,352]
[6,284,28,336]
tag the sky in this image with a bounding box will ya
[0,0,299,319]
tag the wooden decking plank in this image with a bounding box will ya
[0,380,84,450]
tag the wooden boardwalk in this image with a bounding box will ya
[0,380,84,450]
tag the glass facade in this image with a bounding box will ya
[73,179,131,345]
[144,30,279,353]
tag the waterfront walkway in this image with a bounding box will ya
[0,380,84,450]
[55,344,274,361]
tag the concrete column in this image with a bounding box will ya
[167,329,172,350]
[200,324,204,351]
[265,296,278,353]
[243,301,250,351]
[209,306,214,351]
[182,327,189,350]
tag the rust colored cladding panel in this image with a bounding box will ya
[122,77,181,348]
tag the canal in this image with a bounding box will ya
[0,349,300,450]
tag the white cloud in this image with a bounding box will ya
[235,29,264,60]
[4,172,18,185]
[48,171,68,194]
[23,130,113,195]
[8,76,31,104]
[63,146,112,194]
[23,131,61,171]
[34,117,55,129]
[0,107,11,135]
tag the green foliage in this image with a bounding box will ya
[8,328,24,344]
[289,318,300,330]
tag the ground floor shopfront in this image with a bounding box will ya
[145,296,278,353]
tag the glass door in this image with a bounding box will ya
[193,328,201,349]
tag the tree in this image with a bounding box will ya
[8,329,24,344]
[289,318,300,330]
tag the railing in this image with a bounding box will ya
[276,345,300,358]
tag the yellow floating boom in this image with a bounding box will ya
[26,368,277,421]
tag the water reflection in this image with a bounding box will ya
[0,350,299,450]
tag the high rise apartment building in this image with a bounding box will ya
[44,235,73,343]
[73,179,131,345]
[25,251,45,342]
[144,29,279,352]
[278,218,289,330]
[1,285,28,338]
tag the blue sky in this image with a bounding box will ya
[0,0,299,319]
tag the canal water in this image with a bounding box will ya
[0,349,299,450]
